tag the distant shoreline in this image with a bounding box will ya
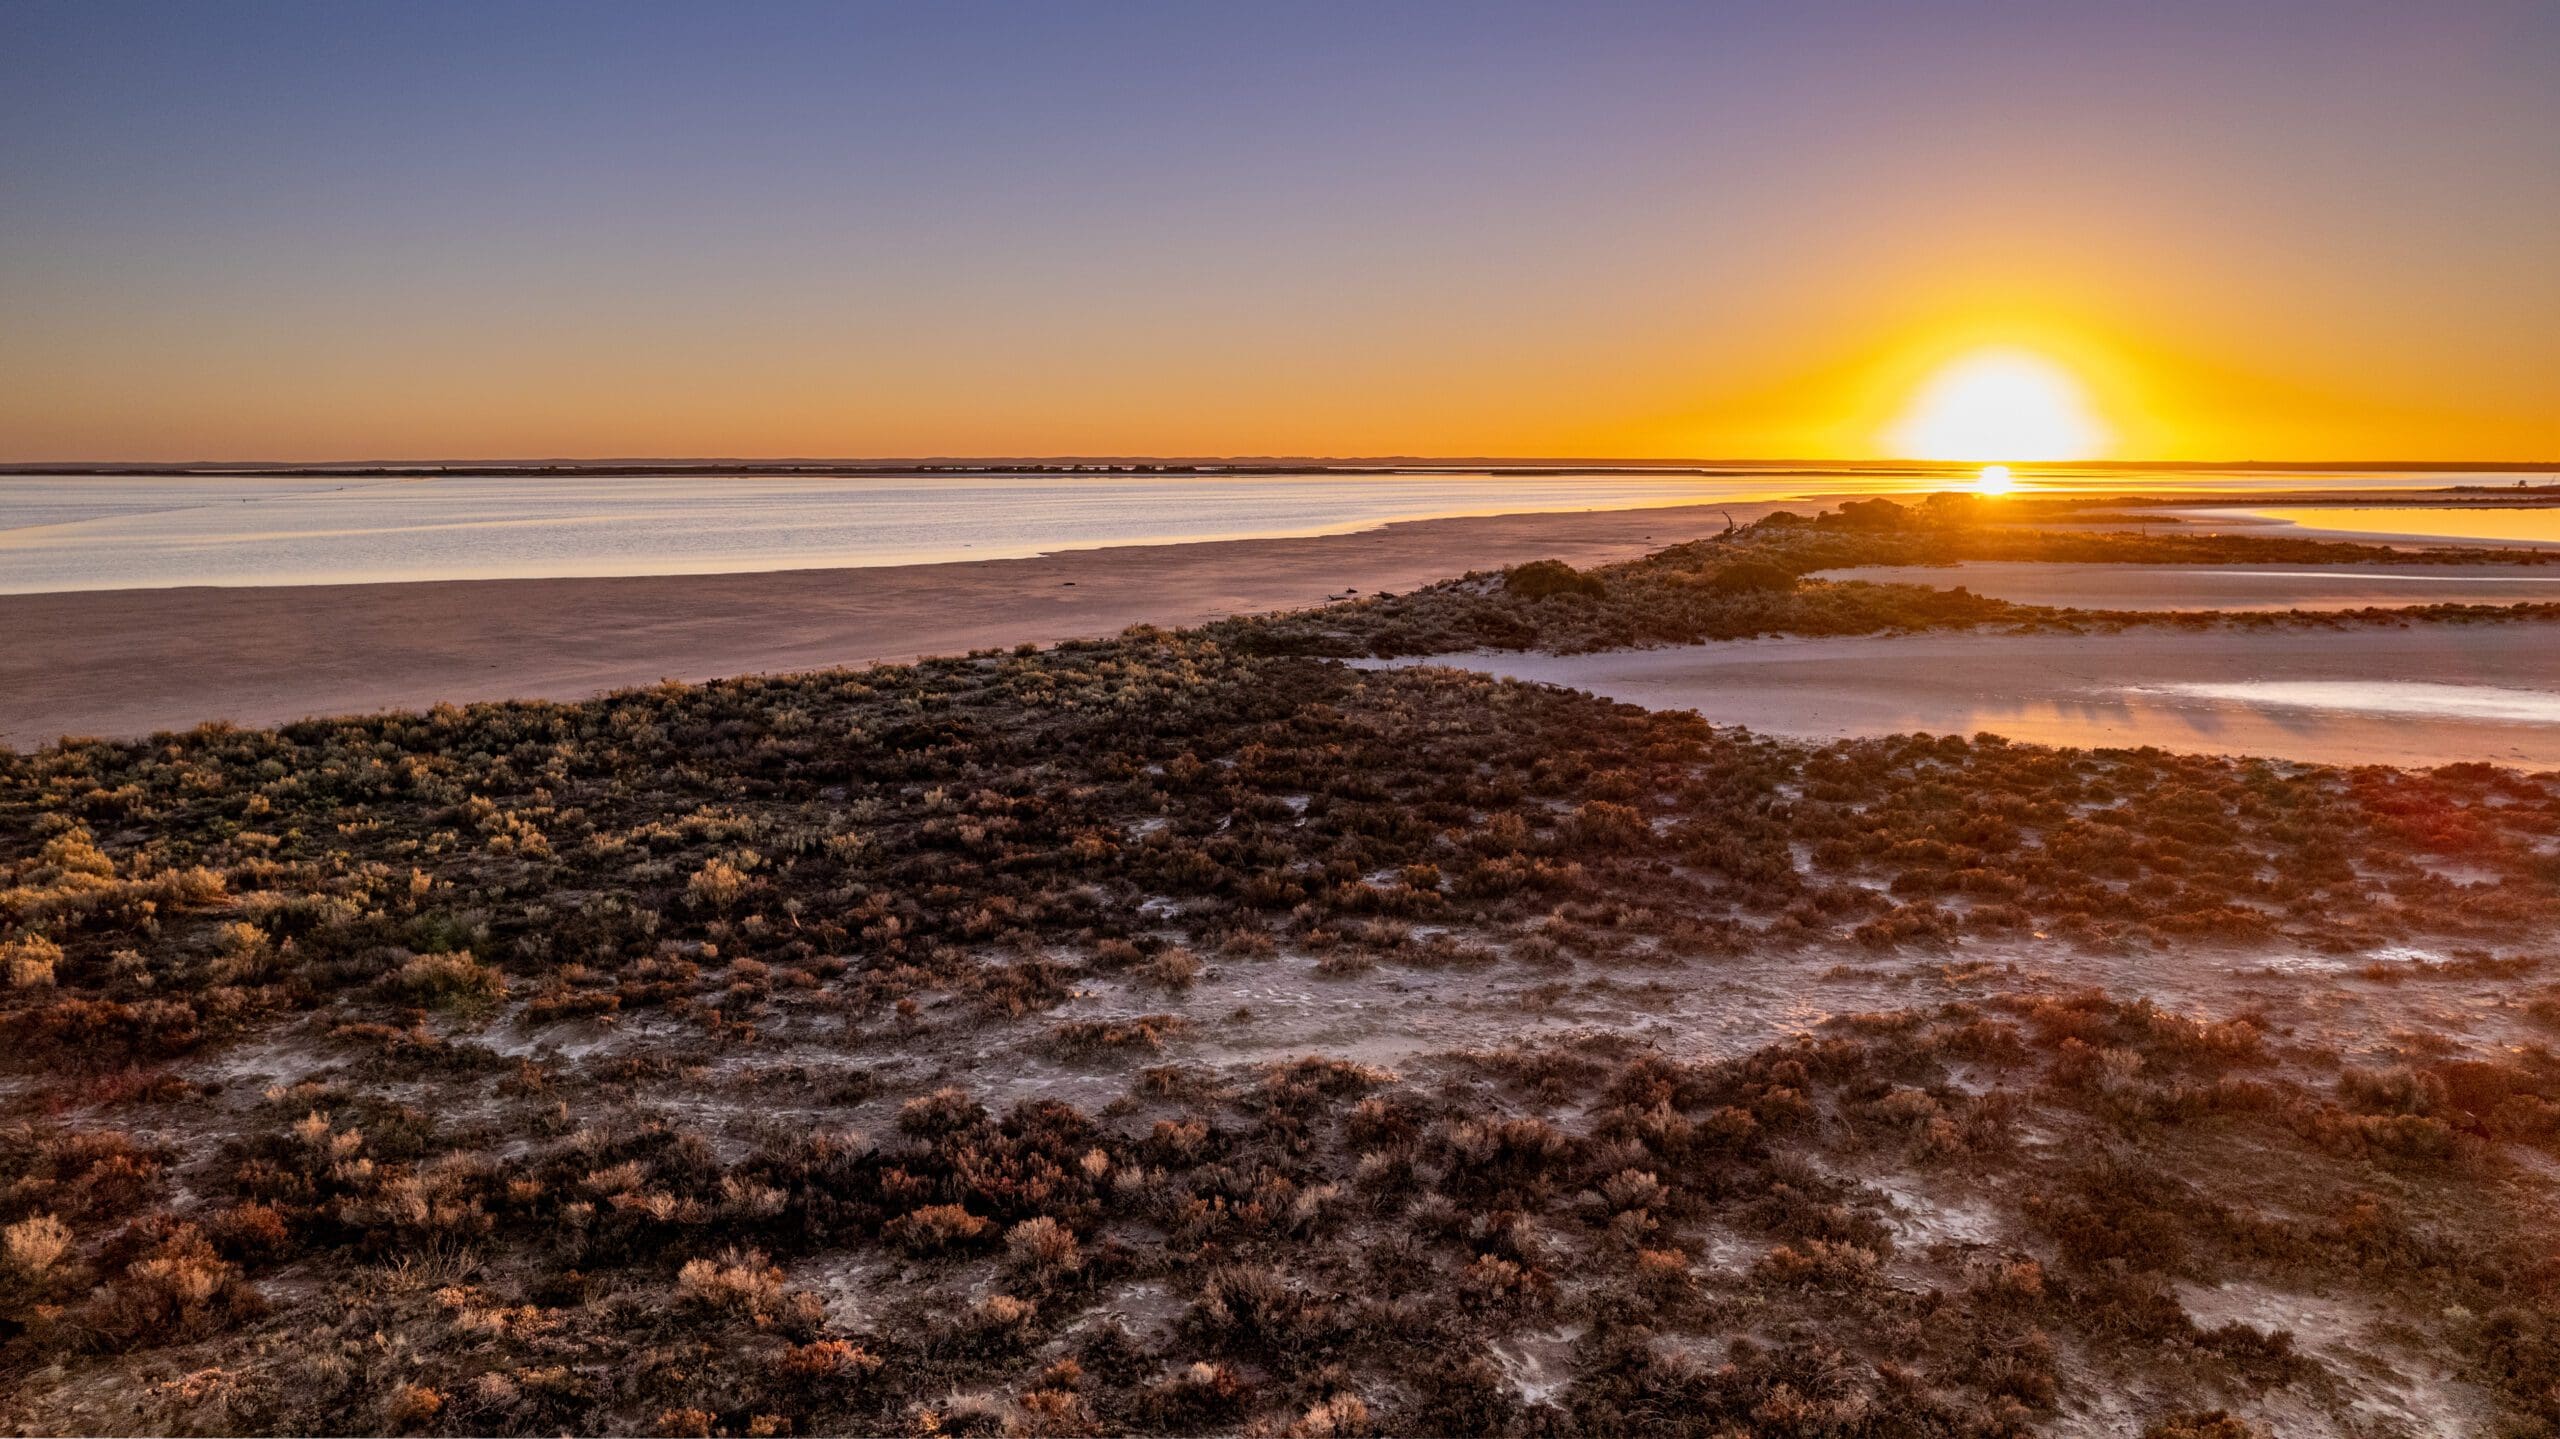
[0,501,1754,746]
[17,485,2560,746]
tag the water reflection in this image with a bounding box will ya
[1810,562,2560,612]
[2129,680,2560,724]
[4,469,2553,595]
[1389,630,2560,772]
[2238,506,2560,547]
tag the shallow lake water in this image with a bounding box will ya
[0,470,1851,593]
[2225,505,2560,547]
[4,467,2544,594]
[1811,561,2560,612]
[1375,625,2560,771]
[2130,680,2560,725]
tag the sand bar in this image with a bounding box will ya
[1383,626,2560,771]
[1,501,1780,746]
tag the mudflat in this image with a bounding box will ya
[0,501,1776,746]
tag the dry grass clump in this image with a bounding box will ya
[675,1246,817,1328]
[884,1203,997,1255]
[1133,946,1200,990]
[384,950,505,1009]
[2,934,60,989]
[2,1212,70,1279]
[1003,1216,1082,1278]
[1051,1014,1188,1055]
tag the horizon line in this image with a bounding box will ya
[7,455,2558,474]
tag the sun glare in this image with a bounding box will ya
[1975,463,2015,495]
[1887,349,2107,463]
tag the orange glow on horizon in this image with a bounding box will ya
[2,300,2549,466]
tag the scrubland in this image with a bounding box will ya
[6,502,2560,1435]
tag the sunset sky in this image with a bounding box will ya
[3,1,2555,464]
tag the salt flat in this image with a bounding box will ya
[0,502,1769,746]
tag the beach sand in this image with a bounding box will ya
[1,501,1779,746]
[1380,626,2560,771]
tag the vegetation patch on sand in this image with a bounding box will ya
[1206,495,2560,658]
[5,504,2560,1433]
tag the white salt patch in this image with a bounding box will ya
[1872,1180,2002,1248]
[2174,1279,2492,1438]
[1486,1324,1585,1405]
[789,1252,897,1331]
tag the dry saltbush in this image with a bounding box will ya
[1287,1394,1373,1438]
[1754,1239,1883,1289]
[1004,1216,1082,1277]
[772,1338,882,1383]
[972,1293,1035,1332]
[3,933,61,988]
[886,1203,996,1255]
[896,1087,987,1138]
[675,1246,793,1322]
[721,1175,788,1219]
[684,853,760,909]
[4,1213,72,1277]
[1137,946,1201,990]
[387,951,506,1007]
[95,1224,256,1343]
[380,1381,444,1431]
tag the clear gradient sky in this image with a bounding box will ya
[3,1,2555,463]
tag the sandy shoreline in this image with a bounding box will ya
[2,501,1781,746]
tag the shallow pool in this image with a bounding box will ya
[2232,506,2560,547]
[1374,625,2560,771]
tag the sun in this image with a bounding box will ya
[1974,463,2016,495]
[1886,348,2107,463]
